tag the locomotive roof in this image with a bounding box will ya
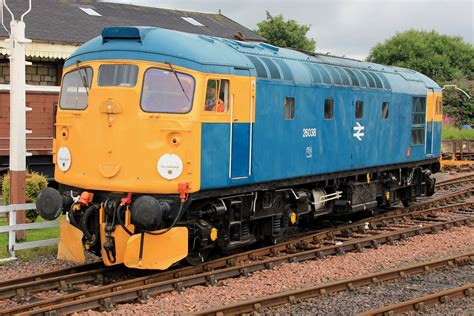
[65,26,441,94]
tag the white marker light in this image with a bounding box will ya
[57,147,72,172]
[157,153,183,180]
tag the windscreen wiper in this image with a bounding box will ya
[166,61,190,102]
[76,61,89,96]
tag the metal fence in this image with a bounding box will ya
[0,203,59,262]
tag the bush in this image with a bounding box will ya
[441,79,474,126]
[1,172,48,222]
[442,127,474,140]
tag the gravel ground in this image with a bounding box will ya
[84,225,474,315]
[422,297,474,315]
[269,265,474,315]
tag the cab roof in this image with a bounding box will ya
[65,26,440,94]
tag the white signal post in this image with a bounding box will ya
[2,1,32,240]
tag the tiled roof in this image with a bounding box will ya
[0,0,265,44]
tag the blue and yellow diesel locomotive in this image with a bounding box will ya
[37,26,442,269]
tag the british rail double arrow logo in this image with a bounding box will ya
[353,122,365,141]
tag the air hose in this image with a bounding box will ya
[80,204,99,243]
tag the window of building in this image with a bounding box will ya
[435,97,442,115]
[324,99,334,119]
[382,102,389,119]
[98,64,138,87]
[80,7,102,16]
[59,67,93,110]
[204,79,229,112]
[284,97,295,120]
[141,68,195,113]
[181,17,204,26]
[355,100,364,119]
[411,97,426,145]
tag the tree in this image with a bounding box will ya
[442,78,474,125]
[255,11,316,52]
[367,30,474,83]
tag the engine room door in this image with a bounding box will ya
[229,79,255,179]
[425,88,435,156]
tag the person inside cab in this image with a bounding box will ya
[205,80,225,112]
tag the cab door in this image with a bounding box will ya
[229,77,255,179]
[425,88,435,156]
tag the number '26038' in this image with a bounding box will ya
[302,128,317,138]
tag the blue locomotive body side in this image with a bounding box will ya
[200,82,442,190]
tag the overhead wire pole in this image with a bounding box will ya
[2,0,32,240]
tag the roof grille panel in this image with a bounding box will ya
[260,57,281,80]
[274,59,293,81]
[247,55,268,78]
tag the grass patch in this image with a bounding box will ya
[0,215,59,260]
[442,127,474,140]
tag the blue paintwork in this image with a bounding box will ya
[200,81,442,190]
[64,26,442,191]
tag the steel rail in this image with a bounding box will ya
[0,186,471,303]
[0,261,104,291]
[358,283,474,316]
[194,253,474,316]
[4,215,473,315]
[2,196,471,302]
[435,174,474,189]
[0,265,119,300]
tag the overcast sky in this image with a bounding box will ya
[107,0,473,60]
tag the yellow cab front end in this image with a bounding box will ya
[42,60,208,269]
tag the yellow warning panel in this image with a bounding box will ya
[57,217,86,263]
[123,227,188,270]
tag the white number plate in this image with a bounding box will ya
[302,128,317,138]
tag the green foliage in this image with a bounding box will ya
[441,79,474,125]
[442,127,474,140]
[255,11,316,52]
[367,30,474,82]
[2,172,48,222]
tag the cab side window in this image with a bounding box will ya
[205,79,229,112]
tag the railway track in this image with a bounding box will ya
[0,185,471,302]
[0,175,472,315]
[435,173,474,190]
[193,252,474,315]
[0,261,104,291]
[2,195,473,314]
[359,283,474,315]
